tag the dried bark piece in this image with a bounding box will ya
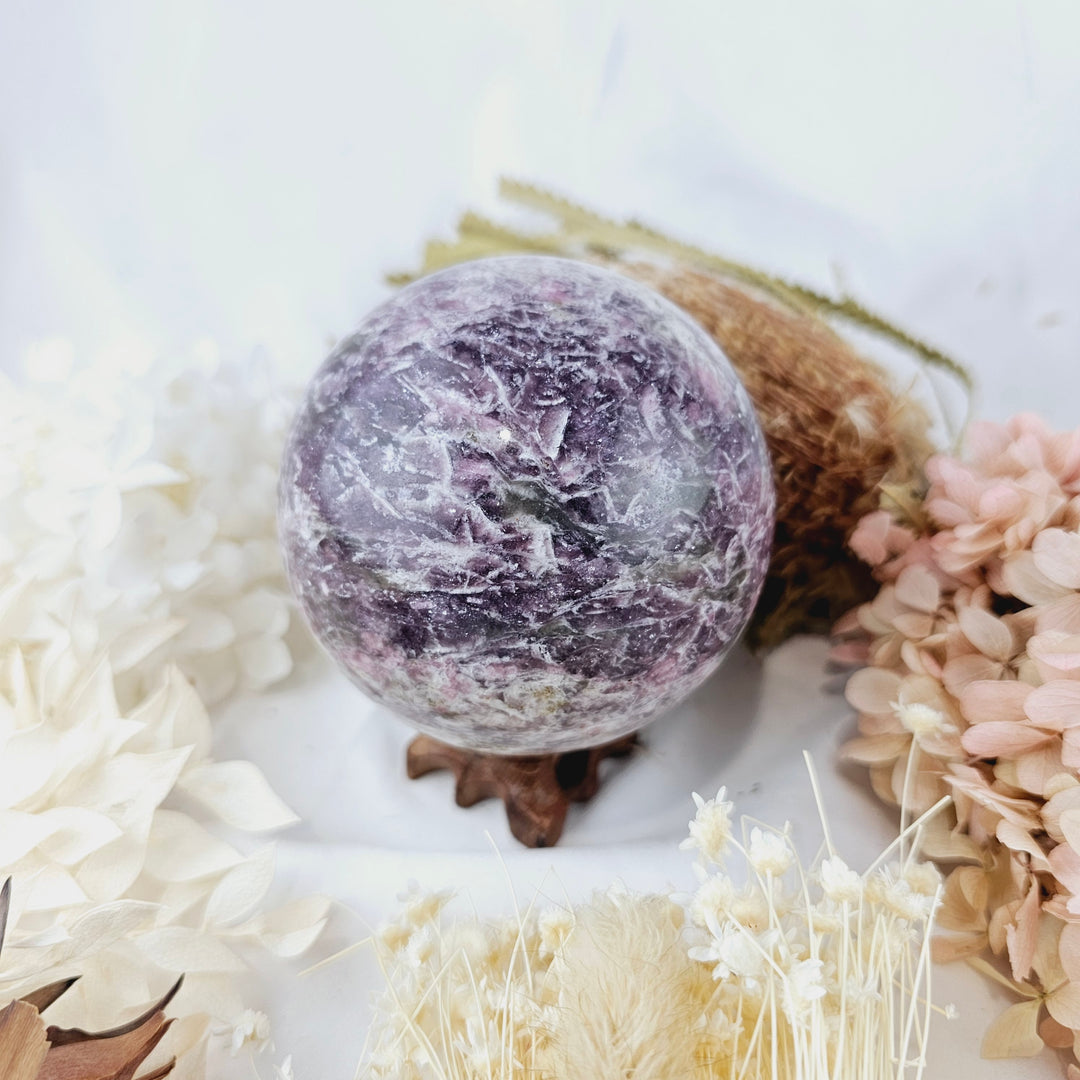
[620,264,933,647]
[46,978,183,1048]
[0,882,180,1080]
[407,734,638,847]
[20,979,81,1014]
[0,1000,49,1080]
[38,1011,172,1080]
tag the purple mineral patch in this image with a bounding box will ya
[279,256,774,753]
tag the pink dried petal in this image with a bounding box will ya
[1005,875,1041,981]
[849,510,915,568]
[926,457,983,516]
[1059,812,1080,862]
[1032,528,1080,590]
[943,653,1007,696]
[845,666,903,715]
[1059,922,1080,989]
[842,733,911,765]
[996,820,1052,872]
[899,640,945,679]
[947,764,1042,830]
[933,525,1003,576]
[1046,981,1080,1031]
[858,709,905,737]
[1049,848,1080,917]
[1062,730,1080,770]
[962,722,1054,758]
[828,640,870,667]
[921,729,966,762]
[1043,786,1080,843]
[978,481,1026,523]
[1036,593,1080,635]
[891,752,948,812]
[1002,551,1073,606]
[899,639,927,675]
[924,496,970,530]
[1029,631,1080,682]
[933,932,990,963]
[1003,607,1039,653]
[958,605,1015,663]
[868,634,904,670]
[870,762,901,806]
[1039,1016,1074,1050]
[1025,681,1080,730]
[964,420,1012,465]
[892,611,935,639]
[960,680,1031,725]
[895,564,941,615]
[1015,741,1065,797]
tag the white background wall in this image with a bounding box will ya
[2,5,1078,1077]
[2,0,1079,418]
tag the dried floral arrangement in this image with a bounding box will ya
[0,876,185,1080]
[0,343,326,1078]
[836,414,1080,1072]
[360,762,946,1080]
[391,179,972,647]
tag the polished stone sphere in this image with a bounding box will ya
[279,256,774,753]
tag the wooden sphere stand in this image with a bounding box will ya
[406,734,639,847]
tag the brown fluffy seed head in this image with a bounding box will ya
[621,263,934,647]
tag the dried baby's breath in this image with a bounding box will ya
[0,343,327,1077]
[359,758,947,1080]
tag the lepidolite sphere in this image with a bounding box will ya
[279,256,774,753]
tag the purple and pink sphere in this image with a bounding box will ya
[278,256,774,753]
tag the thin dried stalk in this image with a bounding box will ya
[358,761,947,1080]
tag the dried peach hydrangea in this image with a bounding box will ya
[837,413,1080,1070]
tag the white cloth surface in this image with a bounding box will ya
[3,2,1080,1076]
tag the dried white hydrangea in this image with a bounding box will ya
[0,338,301,706]
[0,341,326,1079]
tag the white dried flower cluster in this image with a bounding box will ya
[0,338,300,705]
[359,764,949,1080]
[0,342,328,1079]
[680,771,947,1080]
[680,786,734,865]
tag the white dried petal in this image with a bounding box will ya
[748,827,794,877]
[820,855,863,903]
[231,894,333,957]
[204,846,277,928]
[137,926,246,973]
[178,760,299,833]
[143,810,244,883]
[0,347,319,1074]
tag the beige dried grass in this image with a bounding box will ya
[357,758,948,1080]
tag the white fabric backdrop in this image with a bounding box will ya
[3,2,1080,1076]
